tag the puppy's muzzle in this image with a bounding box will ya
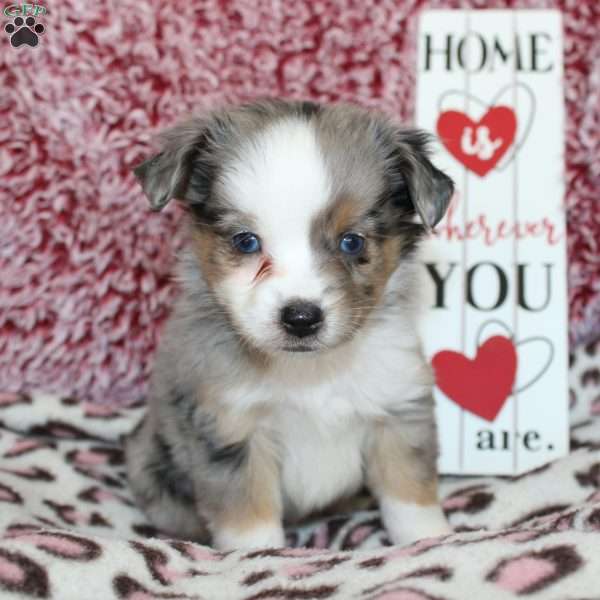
[280,301,324,338]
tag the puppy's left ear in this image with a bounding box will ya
[391,130,454,230]
[133,117,211,212]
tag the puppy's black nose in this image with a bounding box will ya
[281,302,323,338]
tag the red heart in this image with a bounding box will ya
[432,336,517,422]
[436,106,517,177]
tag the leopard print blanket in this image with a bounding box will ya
[0,341,599,599]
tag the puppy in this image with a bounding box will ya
[125,99,454,551]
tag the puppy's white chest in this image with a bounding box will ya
[278,408,366,519]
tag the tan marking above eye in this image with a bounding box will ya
[327,196,363,235]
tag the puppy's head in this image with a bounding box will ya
[135,100,453,355]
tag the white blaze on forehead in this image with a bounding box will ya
[221,119,332,296]
[223,119,331,303]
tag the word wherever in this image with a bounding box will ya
[434,198,562,246]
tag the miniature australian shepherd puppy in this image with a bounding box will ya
[125,99,454,551]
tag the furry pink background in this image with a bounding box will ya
[1,1,599,404]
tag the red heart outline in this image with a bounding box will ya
[432,335,517,422]
[437,106,517,177]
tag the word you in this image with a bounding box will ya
[426,262,553,312]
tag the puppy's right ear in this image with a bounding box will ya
[133,118,212,212]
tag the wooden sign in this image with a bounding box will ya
[416,10,568,475]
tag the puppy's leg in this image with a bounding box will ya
[366,415,451,547]
[125,416,210,542]
[201,432,285,551]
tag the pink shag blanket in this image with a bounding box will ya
[1,0,599,405]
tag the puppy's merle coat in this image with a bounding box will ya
[125,100,454,550]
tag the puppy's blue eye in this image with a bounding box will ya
[232,232,261,254]
[339,233,365,255]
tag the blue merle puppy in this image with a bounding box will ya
[125,100,454,550]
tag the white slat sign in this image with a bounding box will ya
[416,10,568,475]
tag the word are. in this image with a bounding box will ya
[477,429,548,452]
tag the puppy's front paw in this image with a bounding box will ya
[380,497,452,547]
[212,522,286,551]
